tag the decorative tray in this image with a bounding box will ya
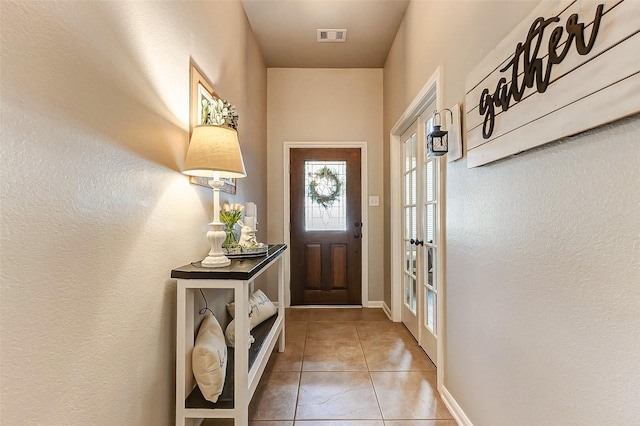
[223,245,268,258]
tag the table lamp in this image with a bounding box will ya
[183,124,246,267]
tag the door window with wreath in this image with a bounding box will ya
[304,162,347,231]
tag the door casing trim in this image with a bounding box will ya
[283,142,369,307]
[389,67,444,390]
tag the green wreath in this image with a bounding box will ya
[201,98,239,130]
[309,166,343,209]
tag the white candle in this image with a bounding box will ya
[245,202,256,217]
[244,216,256,230]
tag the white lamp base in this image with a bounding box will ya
[201,221,231,268]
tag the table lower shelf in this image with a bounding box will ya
[185,314,278,409]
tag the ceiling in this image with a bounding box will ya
[241,0,410,68]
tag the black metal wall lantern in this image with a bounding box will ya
[427,109,453,157]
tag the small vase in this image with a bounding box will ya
[223,225,238,248]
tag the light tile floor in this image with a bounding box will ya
[207,308,455,426]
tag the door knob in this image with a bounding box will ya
[354,233,360,238]
[410,238,416,245]
[416,239,424,246]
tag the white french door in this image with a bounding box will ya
[400,104,441,366]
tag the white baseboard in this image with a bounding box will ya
[381,301,392,320]
[440,385,473,426]
[367,300,384,309]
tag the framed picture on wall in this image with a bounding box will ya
[189,60,236,194]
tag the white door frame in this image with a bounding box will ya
[389,68,445,389]
[283,142,369,307]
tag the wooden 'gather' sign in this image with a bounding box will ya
[464,0,640,168]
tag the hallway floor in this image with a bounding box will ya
[246,307,455,425]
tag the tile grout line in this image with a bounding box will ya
[356,319,386,422]
[291,314,308,422]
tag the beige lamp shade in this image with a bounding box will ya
[183,125,247,178]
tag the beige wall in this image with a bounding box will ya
[0,1,266,424]
[384,1,640,425]
[267,68,385,302]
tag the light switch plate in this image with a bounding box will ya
[368,196,380,207]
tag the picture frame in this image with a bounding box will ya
[189,60,236,194]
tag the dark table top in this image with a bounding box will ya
[171,244,287,280]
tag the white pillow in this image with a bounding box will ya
[224,320,255,348]
[226,289,277,324]
[192,311,227,403]
[225,290,277,347]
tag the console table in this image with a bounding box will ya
[171,244,287,426]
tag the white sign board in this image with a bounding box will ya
[465,0,640,168]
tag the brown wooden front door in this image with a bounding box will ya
[290,148,362,305]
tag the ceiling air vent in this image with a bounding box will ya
[317,29,347,43]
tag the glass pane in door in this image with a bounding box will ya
[405,173,411,211]
[426,204,434,244]
[411,243,417,277]
[304,161,346,231]
[405,275,417,313]
[405,208,411,239]
[404,241,411,272]
[425,246,436,332]
[427,246,434,286]
[411,206,417,234]
[410,170,417,204]
[411,277,417,312]
[426,288,435,332]
[426,161,434,202]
